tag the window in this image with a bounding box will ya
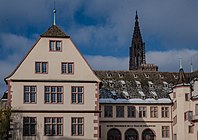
[44,117,63,136]
[24,86,36,103]
[162,126,169,138]
[189,125,194,133]
[49,40,62,51]
[61,62,74,74]
[71,117,84,136]
[128,106,136,118]
[35,62,48,73]
[173,101,177,111]
[185,93,190,101]
[173,116,177,126]
[139,106,147,118]
[184,111,193,121]
[71,86,84,104]
[104,106,113,117]
[173,92,176,98]
[161,107,169,118]
[116,106,124,117]
[150,107,158,118]
[44,86,63,103]
[23,117,36,136]
[196,104,198,115]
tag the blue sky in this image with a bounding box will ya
[1,0,198,95]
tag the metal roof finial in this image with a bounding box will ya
[53,0,56,25]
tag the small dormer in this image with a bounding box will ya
[122,91,130,99]
[148,81,154,88]
[106,72,112,78]
[120,80,126,88]
[163,81,168,88]
[173,74,178,79]
[159,74,164,79]
[108,80,114,88]
[133,73,138,78]
[138,91,145,99]
[145,73,150,78]
[150,91,158,99]
[135,81,141,88]
[118,73,124,78]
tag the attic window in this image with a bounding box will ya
[106,73,112,78]
[159,74,164,79]
[120,80,126,88]
[145,73,150,78]
[108,81,114,88]
[150,91,158,99]
[119,73,124,78]
[122,91,130,99]
[148,81,154,88]
[138,91,145,99]
[173,74,178,79]
[135,81,141,88]
[133,74,138,78]
[163,82,168,88]
[49,40,62,51]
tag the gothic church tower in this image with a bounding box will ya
[129,12,146,70]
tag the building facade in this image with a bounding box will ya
[4,12,198,140]
[5,24,101,140]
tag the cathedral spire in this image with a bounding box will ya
[177,58,188,85]
[129,11,146,70]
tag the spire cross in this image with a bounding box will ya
[53,0,56,25]
[179,57,183,69]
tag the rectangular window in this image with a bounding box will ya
[162,126,170,138]
[128,106,136,118]
[162,107,169,118]
[116,106,124,118]
[173,116,177,126]
[49,40,62,51]
[184,111,193,121]
[35,62,48,73]
[139,106,147,118]
[196,104,198,115]
[71,117,84,136]
[23,117,36,136]
[185,93,190,101]
[189,125,194,133]
[104,106,113,117]
[61,62,74,74]
[44,86,63,103]
[71,86,84,104]
[24,86,36,103]
[44,117,63,136]
[150,107,158,118]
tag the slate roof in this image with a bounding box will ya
[94,70,198,103]
[41,25,70,38]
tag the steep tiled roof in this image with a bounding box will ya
[41,25,70,38]
[95,70,196,102]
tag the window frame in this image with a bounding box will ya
[127,106,136,118]
[49,40,62,52]
[162,126,170,138]
[161,107,169,118]
[61,62,74,74]
[71,86,84,104]
[23,117,37,136]
[71,117,84,136]
[139,106,147,118]
[35,62,48,74]
[104,106,113,118]
[116,106,124,118]
[150,106,158,118]
[44,117,63,136]
[44,86,64,104]
[24,86,37,104]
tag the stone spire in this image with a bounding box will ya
[129,11,146,70]
[177,58,188,85]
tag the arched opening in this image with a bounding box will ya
[107,128,122,140]
[125,128,138,140]
[142,129,156,140]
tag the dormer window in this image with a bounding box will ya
[163,82,168,88]
[133,74,138,78]
[135,81,141,88]
[159,74,164,79]
[173,74,178,79]
[106,73,112,78]
[148,81,154,88]
[108,81,114,88]
[119,73,124,78]
[145,73,150,78]
[49,40,62,51]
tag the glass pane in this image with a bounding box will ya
[45,124,51,135]
[72,93,76,103]
[72,124,76,135]
[78,93,83,103]
[61,63,67,73]
[57,93,62,103]
[45,118,51,123]
[78,124,83,135]
[72,87,76,92]
[57,124,62,135]
[50,41,55,51]
[68,63,73,73]
[56,41,61,51]
[57,87,62,92]
[24,86,29,92]
[45,93,50,103]
[35,62,40,73]
[51,93,56,103]
[42,63,47,73]
[30,125,36,134]
[24,93,29,103]
[78,87,83,93]
[30,93,36,102]
[52,124,56,135]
